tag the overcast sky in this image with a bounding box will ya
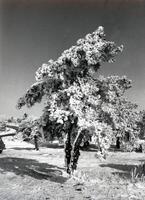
[0,0,145,118]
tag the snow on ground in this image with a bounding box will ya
[0,137,145,200]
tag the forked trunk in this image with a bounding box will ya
[70,130,84,173]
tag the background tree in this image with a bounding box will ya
[104,98,141,150]
[138,110,145,139]
[17,26,123,174]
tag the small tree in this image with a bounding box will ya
[138,110,145,139]
[17,26,123,173]
[106,98,141,150]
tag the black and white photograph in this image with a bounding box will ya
[0,0,145,199]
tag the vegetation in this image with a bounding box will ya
[17,26,143,174]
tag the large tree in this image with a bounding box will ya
[17,26,124,174]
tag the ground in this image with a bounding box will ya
[0,136,145,200]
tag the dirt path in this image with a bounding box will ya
[1,138,145,200]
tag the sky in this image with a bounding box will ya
[0,0,145,118]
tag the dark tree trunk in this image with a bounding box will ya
[116,137,120,149]
[0,137,5,153]
[64,131,72,174]
[70,130,84,173]
[126,132,130,141]
[34,135,39,151]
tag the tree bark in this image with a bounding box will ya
[39,126,45,141]
[64,131,72,174]
[0,137,5,153]
[34,135,39,151]
[70,130,84,173]
[116,137,120,149]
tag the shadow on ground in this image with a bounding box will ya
[80,144,98,152]
[109,145,123,152]
[100,163,138,179]
[0,157,67,183]
[39,143,64,149]
[10,147,34,151]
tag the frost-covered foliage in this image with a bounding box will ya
[104,98,141,149]
[113,100,141,137]
[17,26,123,109]
[18,118,37,141]
[138,110,145,139]
[17,26,124,172]
[0,121,6,132]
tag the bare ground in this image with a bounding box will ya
[0,137,145,200]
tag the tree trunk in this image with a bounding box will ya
[116,137,120,149]
[34,135,39,151]
[0,137,5,153]
[39,126,45,141]
[64,131,72,174]
[70,130,84,173]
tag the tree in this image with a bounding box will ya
[104,98,141,150]
[138,110,145,139]
[17,26,123,174]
